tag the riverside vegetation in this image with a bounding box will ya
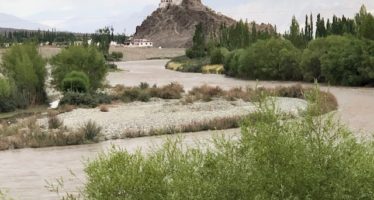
[49,92,374,199]
[168,5,374,86]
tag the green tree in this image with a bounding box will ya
[92,27,112,56]
[51,46,107,91]
[355,5,374,40]
[316,14,327,38]
[238,38,302,80]
[285,16,306,48]
[1,44,46,105]
[186,23,206,58]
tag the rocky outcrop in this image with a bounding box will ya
[134,0,236,48]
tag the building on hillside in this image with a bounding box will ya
[124,38,153,48]
[159,0,182,8]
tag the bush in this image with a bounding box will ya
[62,71,90,93]
[151,82,184,99]
[166,56,210,73]
[51,46,107,91]
[189,85,224,101]
[121,88,150,102]
[210,47,229,64]
[48,111,63,129]
[111,51,123,61]
[60,92,112,107]
[223,49,245,77]
[80,120,102,141]
[99,105,109,112]
[82,95,374,200]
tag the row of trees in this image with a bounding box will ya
[0,29,79,45]
[285,5,374,48]
[185,5,373,86]
[0,27,127,47]
[186,21,275,59]
[224,35,374,86]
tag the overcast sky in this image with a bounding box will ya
[0,0,373,34]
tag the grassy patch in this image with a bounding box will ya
[165,56,210,73]
[0,117,103,151]
[122,116,243,138]
[202,64,224,74]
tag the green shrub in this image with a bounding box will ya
[223,49,245,77]
[0,77,11,98]
[0,77,16,112]
[210,47,229,64]
[111,51,123,61]
[62,71,90,93]
[121,88,150,102]
[60,92,111,107]
[82,95,374,199]
[51,46,107,91]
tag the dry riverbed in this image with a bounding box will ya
[38,98,307,139]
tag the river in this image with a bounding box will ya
[0,60,373,199]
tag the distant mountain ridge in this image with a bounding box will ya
[0,13,49,31]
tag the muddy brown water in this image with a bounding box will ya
[1,60,373,199]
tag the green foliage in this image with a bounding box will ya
[167,56,210,73]
[210,47,229,64]
[92,27,113,55]
[62,71,90,93]
[111,51,124,61]
[51,46,107,91]
[356,5,374,40]
[237,38,302,80]
[284,16,308,48]
[218,21,273,50]
[83,94,374,199]
[186,23,207,58]
[121,88,151,103]
[1,44,47,106]
[302,35,374,86]
[60,92,111,107]
[0,77,11,98]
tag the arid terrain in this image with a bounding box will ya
[0,59,373,200]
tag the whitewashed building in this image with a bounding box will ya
[159,0,182,8]
[124,39,153,48]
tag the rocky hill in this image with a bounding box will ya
[134,0,233,48]
[134,0,273,48]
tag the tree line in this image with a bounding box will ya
[0,27,127,47]
[187,5,374,87]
